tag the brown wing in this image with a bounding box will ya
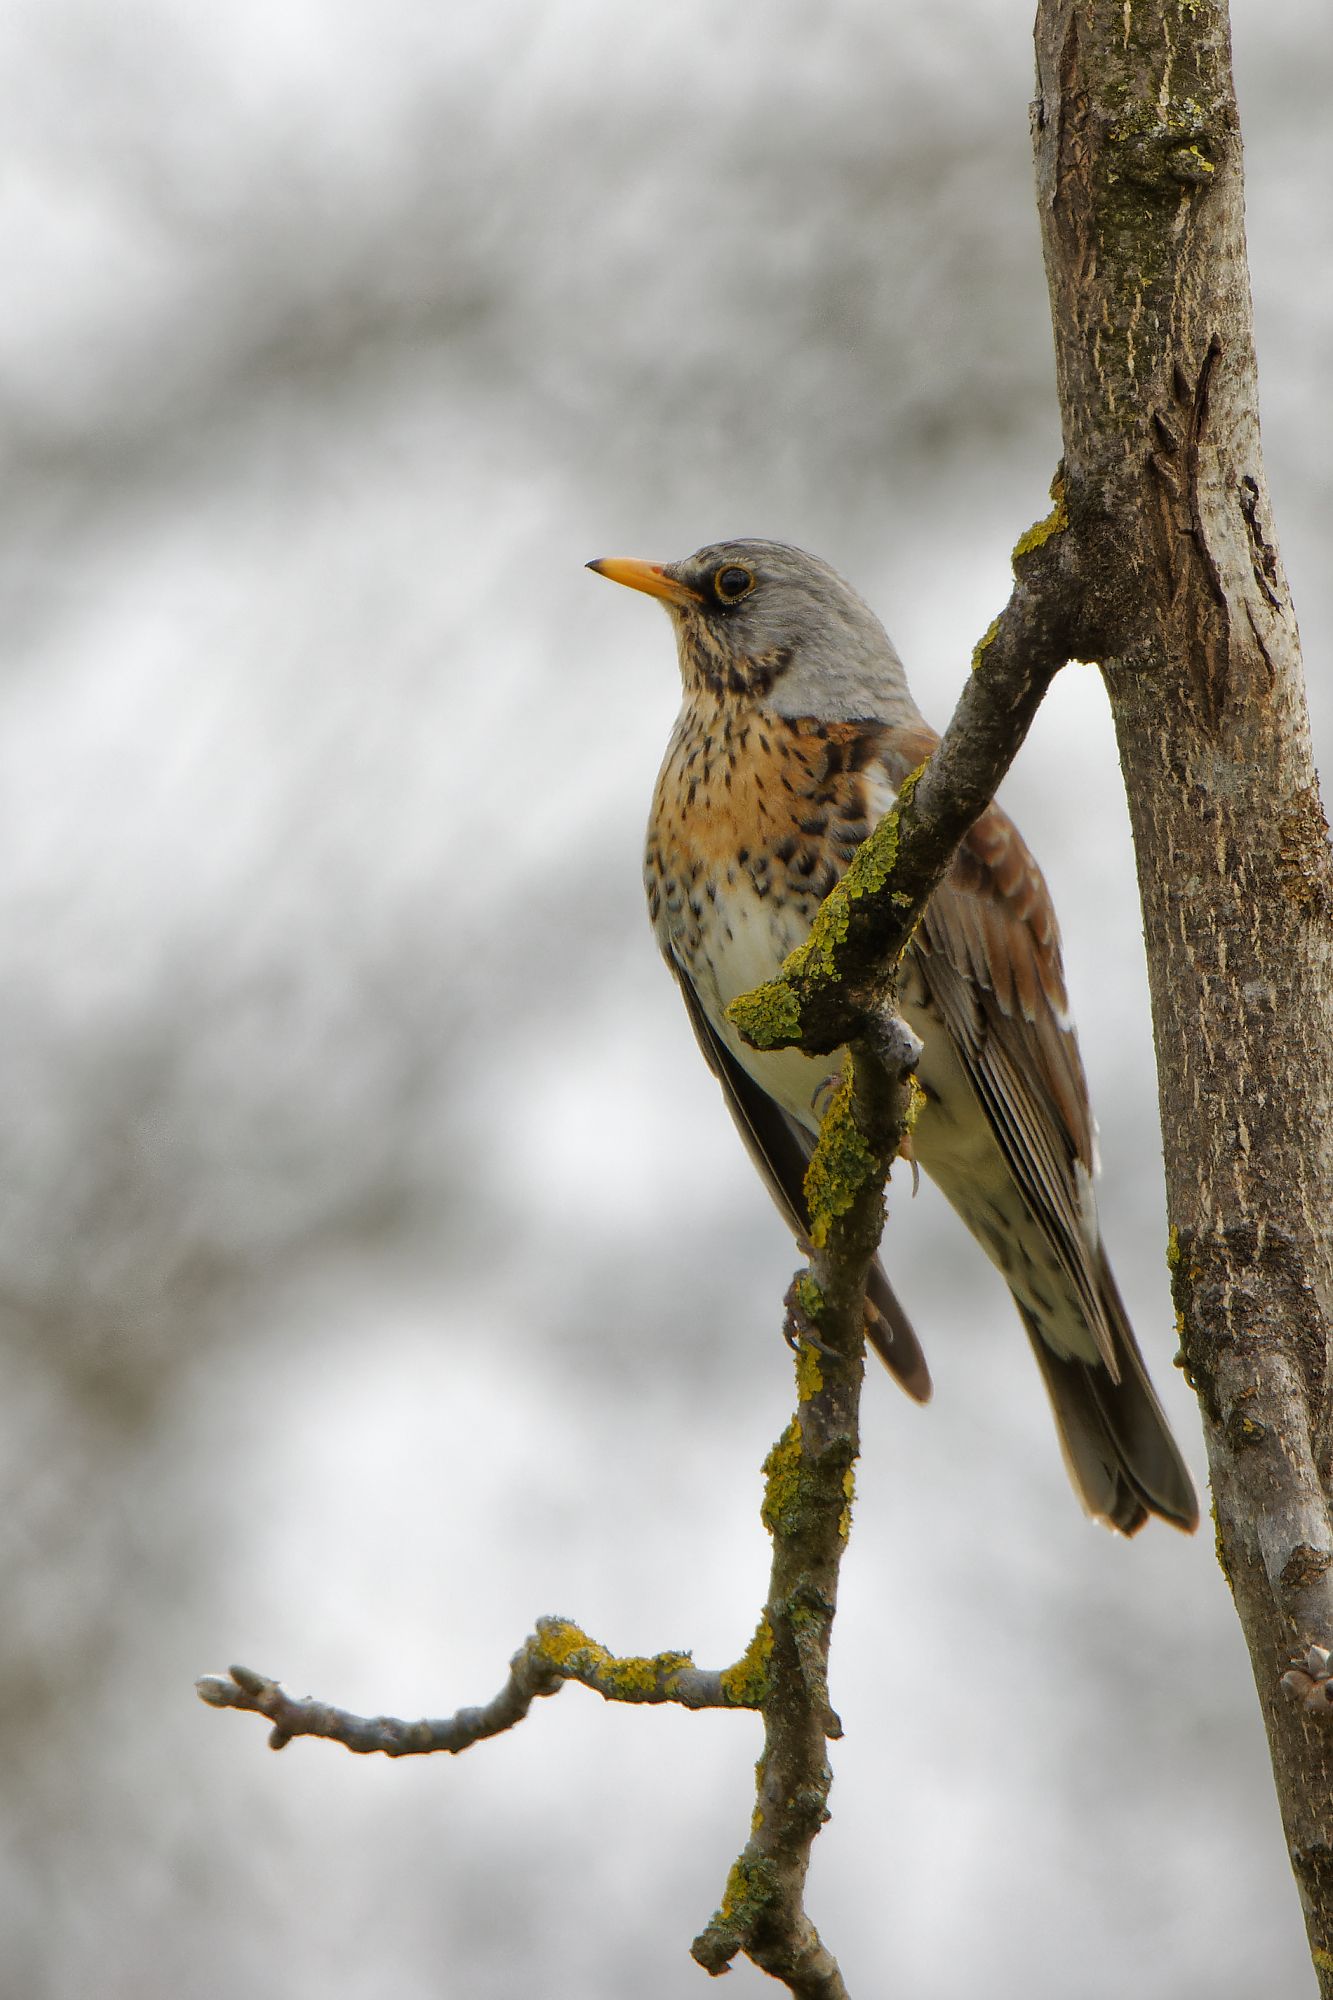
[880,725,1116,1369]
[666,953,932,1403]
[874,727,1196,1533]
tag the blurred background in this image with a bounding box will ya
[3,2,1329,1995]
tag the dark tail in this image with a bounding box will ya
[865,1259,933,1403]
[1020,1251,1198,1535]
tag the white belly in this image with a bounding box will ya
[690,877,838,1131]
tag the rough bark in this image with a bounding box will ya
[1032,2,1333,1983]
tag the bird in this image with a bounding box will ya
[587,537,1198,1536]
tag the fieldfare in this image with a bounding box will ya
[589,538,1197,1536]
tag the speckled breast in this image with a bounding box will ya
[645,698,898,1130]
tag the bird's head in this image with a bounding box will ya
[587,538,919,725]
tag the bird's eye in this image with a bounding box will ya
[713,565,756,605]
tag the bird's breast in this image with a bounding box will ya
[645,702,898,1128]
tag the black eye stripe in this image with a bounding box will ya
[714,565,755,604]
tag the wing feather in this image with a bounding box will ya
[880,726,1116,1367]
[667,953,932,1403]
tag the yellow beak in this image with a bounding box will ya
[586,557,703,608]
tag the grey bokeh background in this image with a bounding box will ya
[4,3,1329,1996]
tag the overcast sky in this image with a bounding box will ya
[3,4,1330,1996]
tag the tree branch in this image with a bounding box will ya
[1028,0,1333,1984]
[691,1037,920,1996]
[672,481,1090,1990]
[196,997,928,1999]
[199,446,1086,1991]
[196,1618,760,1755]
[689,484,1101,1981]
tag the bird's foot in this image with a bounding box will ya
[898,1130,920,1196]
[782,1272,836,1358]
[810,1071,844,1122]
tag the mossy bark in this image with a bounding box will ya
[1033,2,1333,1983]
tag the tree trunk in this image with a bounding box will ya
[1031,1,1333,1983]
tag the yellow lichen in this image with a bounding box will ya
[1013,472,1069,559]
[720,1613,774,1707]
[716,1855,778,1925]
[776,791,911,987]
[728,764,928,1055]
[761,1419,806,1537]
[726,977,803,1051]
[534,1620,693,1698]
[717,1860,745,1922]
[789,1600,821,1643]
[601,1652,687,1698]
[803,1066,877,1250]
[904,1073,926,1134]
[971,614,1003,672]
[791,1270,824,1322]
[536,1619,603,1671]
[837,801,904,899]
[839,1464,856,1542]
[795,1337,824,1402]
[1167,1225,1203,1286]
[784,881,854,985]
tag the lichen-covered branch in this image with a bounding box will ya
[195,513,1058,1986]
[692,1043,920,1997]
[196,1618,760,1756]
[196,1031,920,2000]
[696,497,1083,1987]
[195,417,1082,2000]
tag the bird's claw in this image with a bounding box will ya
[810,1071,844,1122]
[898,1130,920,1196]
[782,1273,836,1357]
